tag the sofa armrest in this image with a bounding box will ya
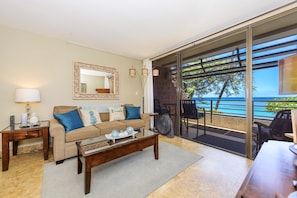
[140,113,150,130]
[50,119,65,137]
[49,118,66,162]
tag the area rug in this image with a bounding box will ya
[42,141,202,198]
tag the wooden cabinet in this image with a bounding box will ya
[236,140,297,197]
[95,88,110,93]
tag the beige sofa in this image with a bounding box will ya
[49,105,150,164]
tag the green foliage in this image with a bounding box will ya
[204,109,222,114]
[182,53,245,108]
[266,97,297,112]
[183,71,245,110]
[183,77,216,99]
[182,49,245,107]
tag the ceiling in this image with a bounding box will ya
[0,0,295,60]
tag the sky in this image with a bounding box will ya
[196,34,297,98]
[252,67,279,97]
[203,66,297,98]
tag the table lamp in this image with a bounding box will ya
[15,88,40,126]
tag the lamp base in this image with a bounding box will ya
[19,124,30,128]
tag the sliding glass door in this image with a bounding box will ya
[152,6,297,159]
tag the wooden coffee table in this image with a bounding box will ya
[76,129,159,194]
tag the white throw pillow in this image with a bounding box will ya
[109,106,125,121]
[80,109,102,126]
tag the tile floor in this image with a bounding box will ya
[0,135,252,198]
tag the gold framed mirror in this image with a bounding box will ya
[73,62,119,99]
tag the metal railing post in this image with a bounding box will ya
[210,100,213,123]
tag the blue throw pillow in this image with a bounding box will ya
[53,109,84,132]
[125,106,141,120]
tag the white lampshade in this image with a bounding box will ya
[15,88,41,103]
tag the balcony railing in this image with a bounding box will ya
[196,98,297,121]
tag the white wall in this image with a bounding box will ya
[0,25,144,149]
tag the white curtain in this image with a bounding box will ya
[143,59,154,129]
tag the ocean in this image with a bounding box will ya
[193,97,280,119]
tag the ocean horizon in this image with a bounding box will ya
[194,96,281,100]
[193,96,279,118]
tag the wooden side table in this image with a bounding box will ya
[1,120,49,171]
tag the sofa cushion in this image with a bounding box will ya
[53,109,84,132]
[95,121,126,135]
[125,106,141,120]
[109,106,125,121]
[119,119,145,130]
[80,109,102,126]
[65,125,101,142]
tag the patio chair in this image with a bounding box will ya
[254,109,292,150]
[180,100,206,137]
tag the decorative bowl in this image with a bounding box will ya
[126,126,134,134]
[119,130,128,137]
[111,129,120,138]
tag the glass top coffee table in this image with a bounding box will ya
[76,129,159,194]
